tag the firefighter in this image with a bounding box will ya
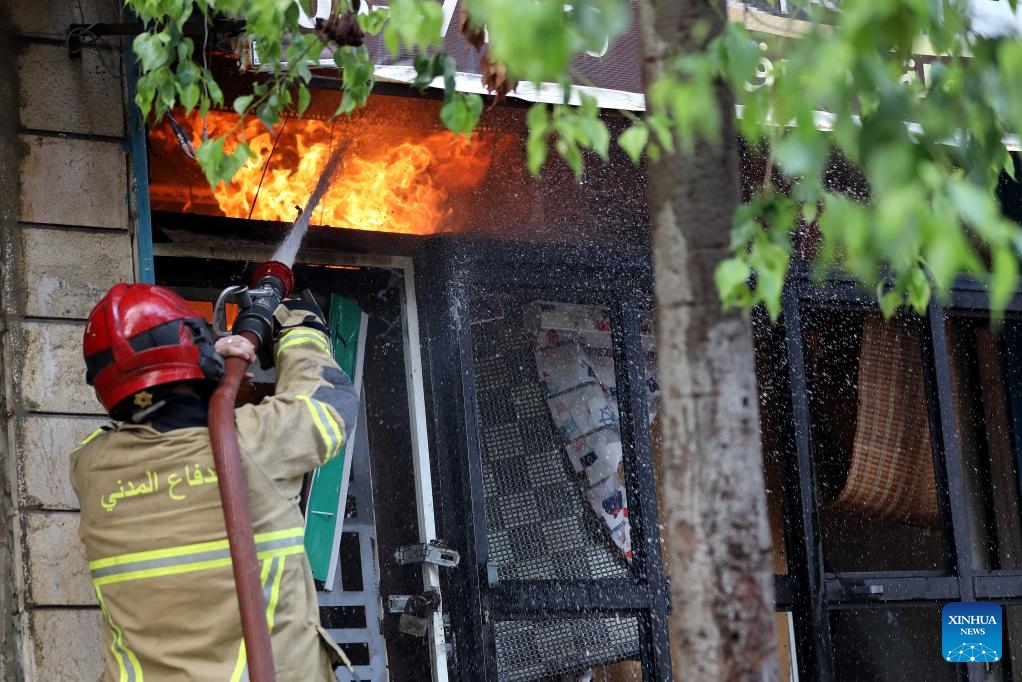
[71,282,357,681]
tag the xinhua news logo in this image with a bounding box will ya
[942,602,1002,663]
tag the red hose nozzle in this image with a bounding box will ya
[251,261,294,299]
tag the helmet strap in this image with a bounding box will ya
[183,319,225,381]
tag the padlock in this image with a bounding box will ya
[398,591,442,638]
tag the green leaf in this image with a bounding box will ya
[578,93,598,121]
[384,0,443,54]
[133,32,171,72]
[383,21,400,56]
[233,94,254,115]
[336,90,358,116]
[527,104,550,177]
[773,134,827,178]
[439,93,483,135]
[791,179,823,206]
[749,237,789,320]
[557,136,584,178]
[527,103,549,137]
[196,137,226,188]
[715,258,753,308]
[176,61,199,87]
[176,37,195,65]
[878,289,902,318]
[135,74,157,118]
[206,78,224,106]
[905,267,932,314]
[257,94,282,131]
[294,58,313,84]
[800,202,818,224]
[179,82,201,111]
[438,53,458,95]
[990,246,1019,315]
[647,143,661,163]
[358,7,389,35]
[222,142,256,182]
[646,114,675,154]
[577,115,610,160]
[618,123,649,164]
[948,177,997,228]
[411,53,438,90]
[296,85,311,117]
[157,68,177,114]
[527,132,549,177]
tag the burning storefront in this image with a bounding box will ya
[8,2,1022,681]
[144,87,672,682]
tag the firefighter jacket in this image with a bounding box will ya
[71,318,359,682]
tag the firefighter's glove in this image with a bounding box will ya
[273,291,329,337]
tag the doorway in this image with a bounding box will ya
[156,247,448,681]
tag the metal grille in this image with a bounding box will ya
[493,617,640,682]
[471,299,638,679]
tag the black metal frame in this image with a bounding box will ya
[417,237,673,681]
[778,265,1022,681]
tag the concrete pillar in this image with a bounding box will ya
[1,1,136,677]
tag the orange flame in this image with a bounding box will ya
[152,111,494,235]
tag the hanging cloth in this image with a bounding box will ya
[827,314,939,527]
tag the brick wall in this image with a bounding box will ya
[1,1,138,678]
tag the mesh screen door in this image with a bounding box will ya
[469,296,640,680]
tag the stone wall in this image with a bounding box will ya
[1,1,137,678]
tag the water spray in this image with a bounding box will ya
[272,140,347,268]
[208,143,346,682]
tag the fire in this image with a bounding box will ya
[151,111,494,234]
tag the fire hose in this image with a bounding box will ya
[209,143,346,682]
[209,261,294,682]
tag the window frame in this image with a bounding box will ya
[778,267,1022,681]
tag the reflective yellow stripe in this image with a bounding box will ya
[295,395,343,463]
[276,329,330,357]
[92,547,304,587]
[90,538,231,571]
[265,556,285,629]
[74,427,107,451]
[319,404,344,463]
[230,641,247,682]
[90,528,305,586]
[227,560,269,682]
[89,528,304,571]
[95,584,144,682]
[230,555,287,682]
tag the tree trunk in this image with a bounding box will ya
[635,1,780,679]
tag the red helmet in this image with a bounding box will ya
[84,283,223,415]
